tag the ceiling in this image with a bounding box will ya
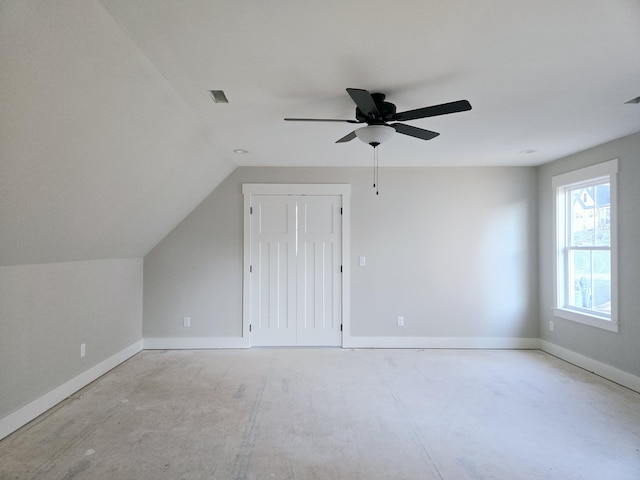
[2,0,640,266]
[101,0,640,167]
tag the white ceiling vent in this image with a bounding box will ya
[208,90,229,103]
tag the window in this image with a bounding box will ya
[552,159,618,332]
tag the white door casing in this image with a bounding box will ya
[242,184,351,347]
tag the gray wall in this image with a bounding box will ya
[538,132,640,377]
[0,258,143,419]
[144,167,539,341]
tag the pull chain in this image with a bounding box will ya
[369,142,381,196]
[372,146,376,188]
[374,146,379,195]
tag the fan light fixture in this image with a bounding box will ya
[355,125,395,147]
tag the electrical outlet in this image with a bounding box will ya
[183,317,191,327]
[80,343,86,357]
[397,316,404,327]
[359,256,366,266]
[549,320,554,332]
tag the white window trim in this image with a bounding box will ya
[551,159,619,333]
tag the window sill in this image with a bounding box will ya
[552,307,618,333]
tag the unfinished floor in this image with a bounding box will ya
[1,349,639,480]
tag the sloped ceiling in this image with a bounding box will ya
[1,0,234,266]
[2,0,640,266]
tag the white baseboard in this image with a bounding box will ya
[143,336,247,349]
[0,340,143,441]
[539,340,640,394]
[343,336,540,349]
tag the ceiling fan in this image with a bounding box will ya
[285,88,472,146]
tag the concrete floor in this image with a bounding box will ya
[1,349,639,480]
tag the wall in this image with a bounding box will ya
[538,132,640,377]
[144,166,539,347]
[0,258,143,425]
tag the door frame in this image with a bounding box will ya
[242,184,351,348]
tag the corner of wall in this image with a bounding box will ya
[0,340,142,441]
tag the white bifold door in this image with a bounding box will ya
[248,194,342,346]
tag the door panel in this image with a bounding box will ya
[250,196,296,346]
[296,196,342,346]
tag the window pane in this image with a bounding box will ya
[594,183,610,247]
[567,249,611,316]
[569,250,592,308]
[592,250,611,315]
[570,187,595,246]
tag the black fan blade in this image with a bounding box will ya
[346,88,381,119]
[335,131,357,143]
[284,118,360,123]
[394,100,471,122]
[391,123,440,141]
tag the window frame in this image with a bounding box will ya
[551,159,619,332]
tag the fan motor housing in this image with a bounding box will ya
[355,93,397,123]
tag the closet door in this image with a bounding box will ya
[248,194,342,346]
[249,195,297,346]
[296,195,342,346]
